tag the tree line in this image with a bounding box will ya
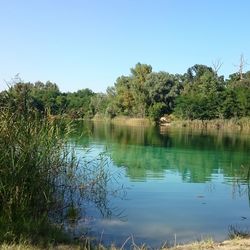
[1,62,250,121]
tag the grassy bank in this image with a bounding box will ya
[92,115,152,126]
[1,237,250,250]
[92,115,250,132]
[111,116,152,126]
[160,117,250,132]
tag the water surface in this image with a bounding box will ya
[70,121,250,247]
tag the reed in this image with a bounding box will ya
[112,116,151,126]
[0,106,111,244]
[170,117,250,132]
[0,107,74,242]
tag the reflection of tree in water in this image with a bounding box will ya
[75,120,250,151]
[68,122,250,240]
[72,120,250,184]
[108,142,249,183]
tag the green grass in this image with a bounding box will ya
[0,103,112,246]
[0,108,76,244]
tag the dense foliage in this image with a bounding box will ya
[1,62,250,121]
[0,81,95,119]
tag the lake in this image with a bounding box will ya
[69,121,250,247]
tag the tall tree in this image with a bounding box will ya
[130,63,152,117]
[175,64,225,120]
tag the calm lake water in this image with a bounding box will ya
[69,121,250,247]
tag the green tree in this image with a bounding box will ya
[89,93,110,117]
[112,76,135,116]
[175,64,225,120]
[145,72,182,115]
[32,81,60,115]
[222,71,250,118]
[148,102,166,121]
[130,63,152,117]
[66,88,95,118]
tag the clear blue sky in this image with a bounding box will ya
[0,0,250,93]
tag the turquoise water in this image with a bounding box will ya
[70,121,250,247]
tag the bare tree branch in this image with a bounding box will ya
[234,54,248,80]
[212,59,223,74]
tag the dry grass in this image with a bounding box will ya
[169,238,250,250]
[169,118,250,132]
[1,238,250,250]
[112,116,151,126]
[0,243,40,250]
[92,115,152,126]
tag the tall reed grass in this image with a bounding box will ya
[170,117,250,132]
[0,107,73,242]
[0,106,111,244]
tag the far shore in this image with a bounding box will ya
[92,115,152,126]
[167,118,250,132]
[90,115,250,132]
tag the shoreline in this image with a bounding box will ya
[92,115,153,126]
[49,114,250,132]
[167,118,250,132]
[90,115,250,132]
[1,237,250,250]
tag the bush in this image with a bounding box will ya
[148,103,166,122]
